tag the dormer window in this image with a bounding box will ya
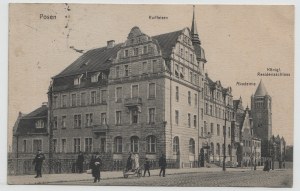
[74,74,83,85]
[91,72,100,83]
[36,120,45,129]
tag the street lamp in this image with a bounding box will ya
[254,145,257,170]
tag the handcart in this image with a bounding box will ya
[123,167,142,178]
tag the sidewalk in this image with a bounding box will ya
[7,166,263,185]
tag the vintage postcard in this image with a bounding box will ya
[7,4,294,187]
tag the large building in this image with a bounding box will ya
[13,7,284,169]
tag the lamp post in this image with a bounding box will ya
[254,145,257,170]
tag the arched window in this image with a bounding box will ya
[173,136,179,154]
[130,136,139,153]
[210,142,214,155]
[189,138,195,154]
[114,136,122,153]
[216,143,220,155]
[146,135,156,153]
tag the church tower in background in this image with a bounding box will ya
[251,80,272,157]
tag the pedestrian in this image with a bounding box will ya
[91,152,102,183]
[76,151,84,173]
[126,152,133,172]
[134,153,140,170]
[32,149,45,178]
[143,158,150,177]
[263,159,270,172]
[158,154,167,177]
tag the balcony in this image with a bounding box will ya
[124,97,142,107]
[92,124,109,133]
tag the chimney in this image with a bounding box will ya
[42,102,48,107]
[107,40,115,48]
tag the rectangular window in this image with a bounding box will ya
[53,116,58,129]
[116,87,122,102]
[23,140,27,152]
[61,139,67,153]
[205,103,208,114]
[211,123,214,135]
[210,105,213,115]
[62,95,67,107]
[85,138,93,153]
[176,86,179,101]
[33,139,42,153]
[71,94,76,107]
[74,114,81,128]
[53,139,58,153]
[80,93,86,106]
[85,113,93,127]
[217,124,220,136]
[100,138,106,153]
[190,71,193,82]
[149,108,155,124]
[73,138,81,153]
[148,83,155,98]
[132,85,139,98]
[116,111,121,125]
[204,121,207,134]
[125,50,129,57]
[61,116,66,129]
[195,94,197,107]
[175,110,179,125]
[188,91,191,105]
[131,108,138,124]
[53,96,58,109]
[115,137,122,153]
[101,113,107,125]
[101,90,107,103]
[116,66,120,78]
[194,115,197,128]
[188,113,191,127]
[228,127,231,138]
[91,91,96,105]
[142,62,147,73]
[201,108,204,120]
[143,46,148,54]
[201,127,204,137]
[91,73,99,83]
[152,60,157,71]
[124,65,129,76]
[134,48,138,56]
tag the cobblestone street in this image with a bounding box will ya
[54,169,292,187]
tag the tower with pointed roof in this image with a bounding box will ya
[251,80,272,157]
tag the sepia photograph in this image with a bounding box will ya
[6,3,294,188]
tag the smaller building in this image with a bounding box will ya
[240,106,262,166]
[12,103,49,158]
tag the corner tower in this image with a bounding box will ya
[251,80,272,157]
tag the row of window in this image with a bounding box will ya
[123,44,151,58]
[52,108,156,129]
[209,143,233,156]
[243,140,261,148]
[174,64,199,85]
[205,103,235,120]
[115,60,158,78]
[175,87,198,107]
[201,122,231,138]
[172,137,195,155]
[174,110,197,128]
[74,72,107,85]
[53,83,156,109]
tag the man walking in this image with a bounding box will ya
[76,151,84,173]
[159,154,167,177]
[143,157,150,177]
[32,149,45,178]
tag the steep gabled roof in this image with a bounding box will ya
[54,44,123,78]
[15,106,48,135]
[152,30,182,59]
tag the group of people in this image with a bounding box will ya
[125,152,167,177]
[32,150,167,181]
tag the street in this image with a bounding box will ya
[53,169,292,187]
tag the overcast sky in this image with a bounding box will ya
[8,4,294,146]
